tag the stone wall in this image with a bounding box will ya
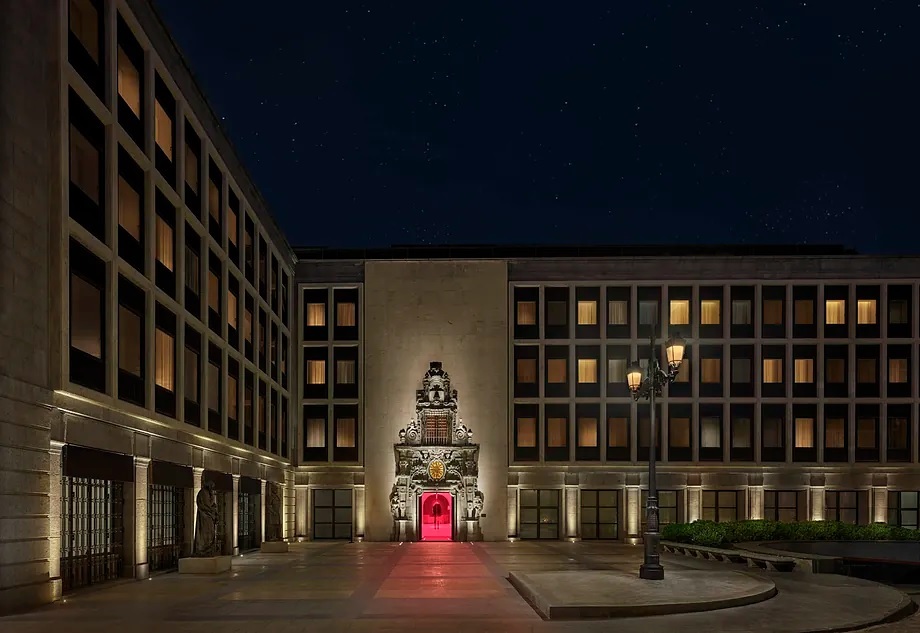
[0,0,60,612]
[363,260,509,541]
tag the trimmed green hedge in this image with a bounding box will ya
[661,520,920,548]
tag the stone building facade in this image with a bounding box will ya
[3,0,920,616]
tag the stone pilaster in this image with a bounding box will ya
[133,458,150,579]
[190,467,203,552]
[231,475,240,555]
[260,479,267,544]
[295,486,308,538]
[48,441,64,600]
[354,484,366,539]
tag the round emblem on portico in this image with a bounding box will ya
[428,459,446,481]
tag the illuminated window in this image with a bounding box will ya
[794,418,814,448]
[306,302,325,327]
[825,299,846,325]
[825,418,845,448]
[336,418,356,448]
[154,99,172,160]
[669,300,689,325]
[857,299,877,325]
[547,301,567,326]
[118,176,141,241]
[669,417,690,447]
[307,359,326,385]
[763,300,783,325]
[577,300,597,325]
[890,300,909,325]
[547,359,566,383]
[516,358,537,383]
[207,269,219,312]
[516,301,536,325]
[244,305,253,344]
[638,301,658,325]
[227,288,237,329]
[608,358,626,383]
[208,178,220,222]
[184,347,198,403]
[577,418,598,447]
[516,418,537,447]
[70,0,99,62]
[826,358,845,383]
[336,360,355,384]
[731,300,751,325]
[732,358,751,383]
[185,143,199,193]
[857,418,876,449]
[118,306,141,376]
[306,418,325,448]
[156,217,174,271]
[228,206,238,247]
[890,358,908,383]
[857,358,876,383]
[700,300,720,325]
[701,358,720,383]
[763,359,783,383]
[608,417,628,447]
[608,300,627,325]
[701,417,721,448]
[337,302,356,327]
[154,329,174,391]
[117,47,140,117]
[794,358,814,383]
[547,417,567,447]
[577,358,597,383]
[70,126,99,203]
[794,300,813,325]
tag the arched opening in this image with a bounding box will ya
[420,492,453,541]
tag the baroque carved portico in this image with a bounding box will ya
[390,362,483,541]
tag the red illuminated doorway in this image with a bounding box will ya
[420,492,453,541]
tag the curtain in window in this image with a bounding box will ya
[184,348,198,401]
[307,360,326,385]
[607,418,628,447]
[577,358,597,383]
[71,274,102,358]
[763,359,782,383]
[701,418,721,448]
[155,217,174,270]
[547,359,566,383]
[825,419,846,448]
[669,300,689,325]
[336,302,356,327]
[731,300,751,325]
[825,300,846,325]
[701,358,720,383]
[670,418,690,447]
[857,300,877,325]
[700,300,720,325]
[207,362,219,412]
[794,418,814,448]
[794,300,813,325]
[336,418,356,448]
[577,418,597,447]
[227,375,238,419]
[547,418,567,447]
[306,419,326,448]
[731,418,751,448]
[336,360,355,384]
[607,358,626,383]
[608,300,627,325]
[154,329,174,391]
[118,176,141,239]
[516,418,537,447]
[306,303,325,327]
[577,301,597,325]
[118,306,142,375]
[517,358,536,383]
[794,358,814,383]
[889,359,908,383]
[70,126,99,202]
[516,301,536,325]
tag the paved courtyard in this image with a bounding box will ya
[2,541,920,632]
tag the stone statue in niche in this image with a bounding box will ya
[193,481,220,557]
[265,483,283,542]
[389,483,402,519]
[469,489,484,519]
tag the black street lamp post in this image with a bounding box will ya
[625,326,686,580]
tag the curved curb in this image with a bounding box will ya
[508,570,777,620]
[798,595,917,633]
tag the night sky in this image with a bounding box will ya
[154,1,919,253]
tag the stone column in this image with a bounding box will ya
[189,468,203,555]
[232,475,240,555]
[260,479,267,545]
[133,458,150,580]
[48,441,64,601]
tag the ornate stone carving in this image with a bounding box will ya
[391,362,485,539]
[193,481,220,557]
[265,482,283,542]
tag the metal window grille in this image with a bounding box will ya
[61,476,125,592]
[148,484,186,572]
[238,491,260,551]
[422,410,449,444]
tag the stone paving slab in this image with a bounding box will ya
[510,569,776,619]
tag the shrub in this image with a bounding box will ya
[661,520,920,548]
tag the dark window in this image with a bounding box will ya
[333,405,358,462]
[244,371,254,445]
[888,405,911,463]
[544,287,569,340]
[227,358,239,441]
[575,404,600,461]
[333,288,359,340]
[699,406,723,461]
[117,276,145,407]
[68,0,105,95]
[827,490,868,524]
[207,344,222,435]
[761,406,785,462]
[824,404,848,463]
[183,327,201,426]
[544,404,569,462]
[761,286,785,338]
[184,123,201,212]
[154,191,176,298]
[207,254,222,334]
[303,404,328,462]
[116,15,144,147]
[69,239,106,392]
[764,490,804,522]
[117,149,144,273]
[668,404,691,462]
[154,75,176,185]
[514,404,539,462]
[207,160,222,242]
[606,404,630,461]
[69,91,106,240]
[154,304,177,418]
[730,404,753,461]
[889,492,920,529]
[514,346,539,398]
[519,489,559,540]
[702,490,739,522]
[184,228,201,319]
[544,346,569,398]
[579,490,618,540]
